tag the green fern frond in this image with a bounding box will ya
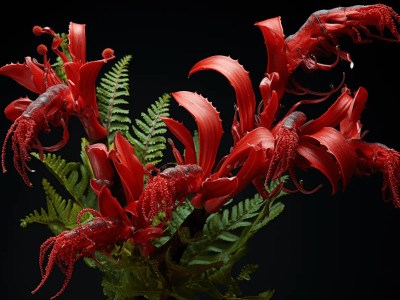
[31,150,93,208]
[181,176,288,267]
[153,200,194,248]
[127,93,170,165]
[237,264,259,281]
[97,54,133,145]
[20,179,82,234]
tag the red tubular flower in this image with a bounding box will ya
[1,22,113,186]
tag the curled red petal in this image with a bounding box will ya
[161,117,196,164]
[214,127,274,178]
[0,58,45,94]
[189,55,256,134]
[297,142,341,194]
[304,127,355,190]
[98,186,130,224]
[340,87,368,139]
[255,17,288,98]
[301,88,354,135]
[4,97,32,121]
[68,22,86,63]
[171,91,223,176]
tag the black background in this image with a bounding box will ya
[1,1,400,299]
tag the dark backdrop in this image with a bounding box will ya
[1,1,400,299]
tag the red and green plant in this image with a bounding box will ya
[1,4,399,300]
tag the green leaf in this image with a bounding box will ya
[96,54,133,145]
[31,146,94,208]
[20,179,82,234]
[127,93,171,165]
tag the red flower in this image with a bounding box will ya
[1,22,114,186]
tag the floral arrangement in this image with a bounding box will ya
[1,3,400,300]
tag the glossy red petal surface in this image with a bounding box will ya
[297,142,341,194]
[68,22,86,63]
[111,132,144,203]
[201,177,238,199]
[189,55,256,134]
[305,127,355,190]
[255,17,288,98]
[98,186,130,224]
[161,117,196,164]
[4,97,32,121]
[0,58,44,94]
[301,89,354,135]
[214,127,274,178]
[171,91,223,176]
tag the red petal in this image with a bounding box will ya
[304,127,355,190]
[301,88,354,135]
[201,177,238,199]
[189,55,256,134]
[98,186,130,224]
[297,142,341,194]
[78,60,105,110]
[259,78,279,129]
[132,227,163,244]
[171,91,223,176]
[68,22,86,63]
[255,17,288,98]
[214,127,274,178]
[0,58,45,94]
[110,132,144,203]
[340,87,368,139]
[161,117,196,164]
[86,143,115,186]
[4,97,32,121]
[205,139,269,213]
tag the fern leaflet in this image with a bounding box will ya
[127,93,170,165]
[31,148,93,208]
[97,54,132,145]
[20,179,82,234]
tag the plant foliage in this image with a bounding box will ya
[128,93,171,165]
[97,54,133,145]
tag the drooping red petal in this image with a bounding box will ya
[0,58,45,94]
[98,186,130,224]
[160,117,196,164]
[171,91,223,176]
[214,127,274,178]
[304,127,355,190]
[132,227,164,244]
[4,97,32,121]
[255,17,288,98]
[297,142,341,194]
[301,88,354,135]
[68,22,86,63]
[189,55,256,134]
[110,132,144,203]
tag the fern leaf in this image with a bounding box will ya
[20,179,82,234]
[128,93,170,165]
[97,54,133,145]
[31,150,93,208]
[152,200,194,248]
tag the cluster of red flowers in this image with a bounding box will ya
[0,4,399,299]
